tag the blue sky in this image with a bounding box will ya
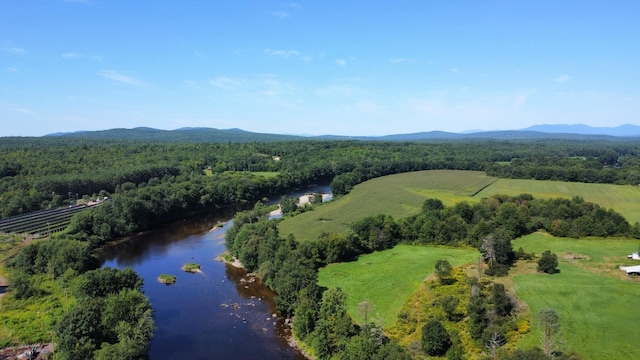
[1,0,639,137]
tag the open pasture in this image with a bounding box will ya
[317,244,478,327]
[513,233,640,359]
[514,264,640,359]
[278,170,495,242]
[476,178,640,224]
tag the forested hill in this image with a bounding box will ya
[45,127,306,143]
[39,124,640,143]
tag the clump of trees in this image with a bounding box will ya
[421,319,452,356]
[537,250,559,274]
[56,268,154,360]
[4,240,154,358]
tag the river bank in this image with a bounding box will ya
[216,252,314,360]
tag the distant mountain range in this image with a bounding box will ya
[521,124,640,137]
[41,124,640,143]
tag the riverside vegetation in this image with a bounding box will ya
[2,137,640,358]
[226,174,639,359]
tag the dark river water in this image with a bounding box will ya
[97,186,330,360]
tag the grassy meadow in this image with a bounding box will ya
[476,178,640,224]
[511,233,640,359]
[283,170,640,359]
[317,244,478,328]
[280,170,640,242]
[279,170,495,242]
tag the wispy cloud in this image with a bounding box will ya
[99,70,145,86]
[62,52,82,59]
[7,67,18,73]
[335,59,347,67]
[555,74,571,83]
[272,11,289,19]
[13,107,36,114]
[209,76,248,91]
[264,49,300,59]
[209,74,295,100]
[450,68,460,73]
[3,47,26,55]
[271,3,301,19]
[389,58,413,63]
[314,84,357,97]
[355,100,388,115]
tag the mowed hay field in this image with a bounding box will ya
[476,178,640,224]
[513,233,640,359]
[278,170,496,242]
[317,244,478,328]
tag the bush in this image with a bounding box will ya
[421,319,452,356]
[537,250,559,274]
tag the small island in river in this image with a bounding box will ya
[158,274,177,285]
[181,263,202,273]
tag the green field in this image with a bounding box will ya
[249,171,280,178]
[317,244,478,327]
[208,170,280,178]
[513,233,640,359]
[476,178,640,224]
[279,170,495,242]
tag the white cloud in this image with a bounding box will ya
[62,52,82,59]
[389,58,412,63]
[3,47,26,55]
[409,99,448,116]
[7,67,18,73]
[13,108,36,114]
[354,100,388,114]
[287,3,302,10]
[450,68,459,73]
[264,49,300,58]
[209,76,247,90]
[335,59,347,67]
[555,74,571,83]
[209,74,294,99]
[314,84,357,97]
[272,11,289,19]
[98,70,145,86]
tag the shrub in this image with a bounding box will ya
[421,319,452,356]
[537,250,559,274]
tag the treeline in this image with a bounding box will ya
[4,240,154,359]
[3,137,640,219]
[225,194,632,358]
[65,171,314,246]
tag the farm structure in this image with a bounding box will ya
[620,265,640,275]
[0,204,99,237]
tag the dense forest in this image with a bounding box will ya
[2,136,640,359]
[2,137,640,221]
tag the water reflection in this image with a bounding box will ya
[96,183,331,360]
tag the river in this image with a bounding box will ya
[97,186,331,360]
